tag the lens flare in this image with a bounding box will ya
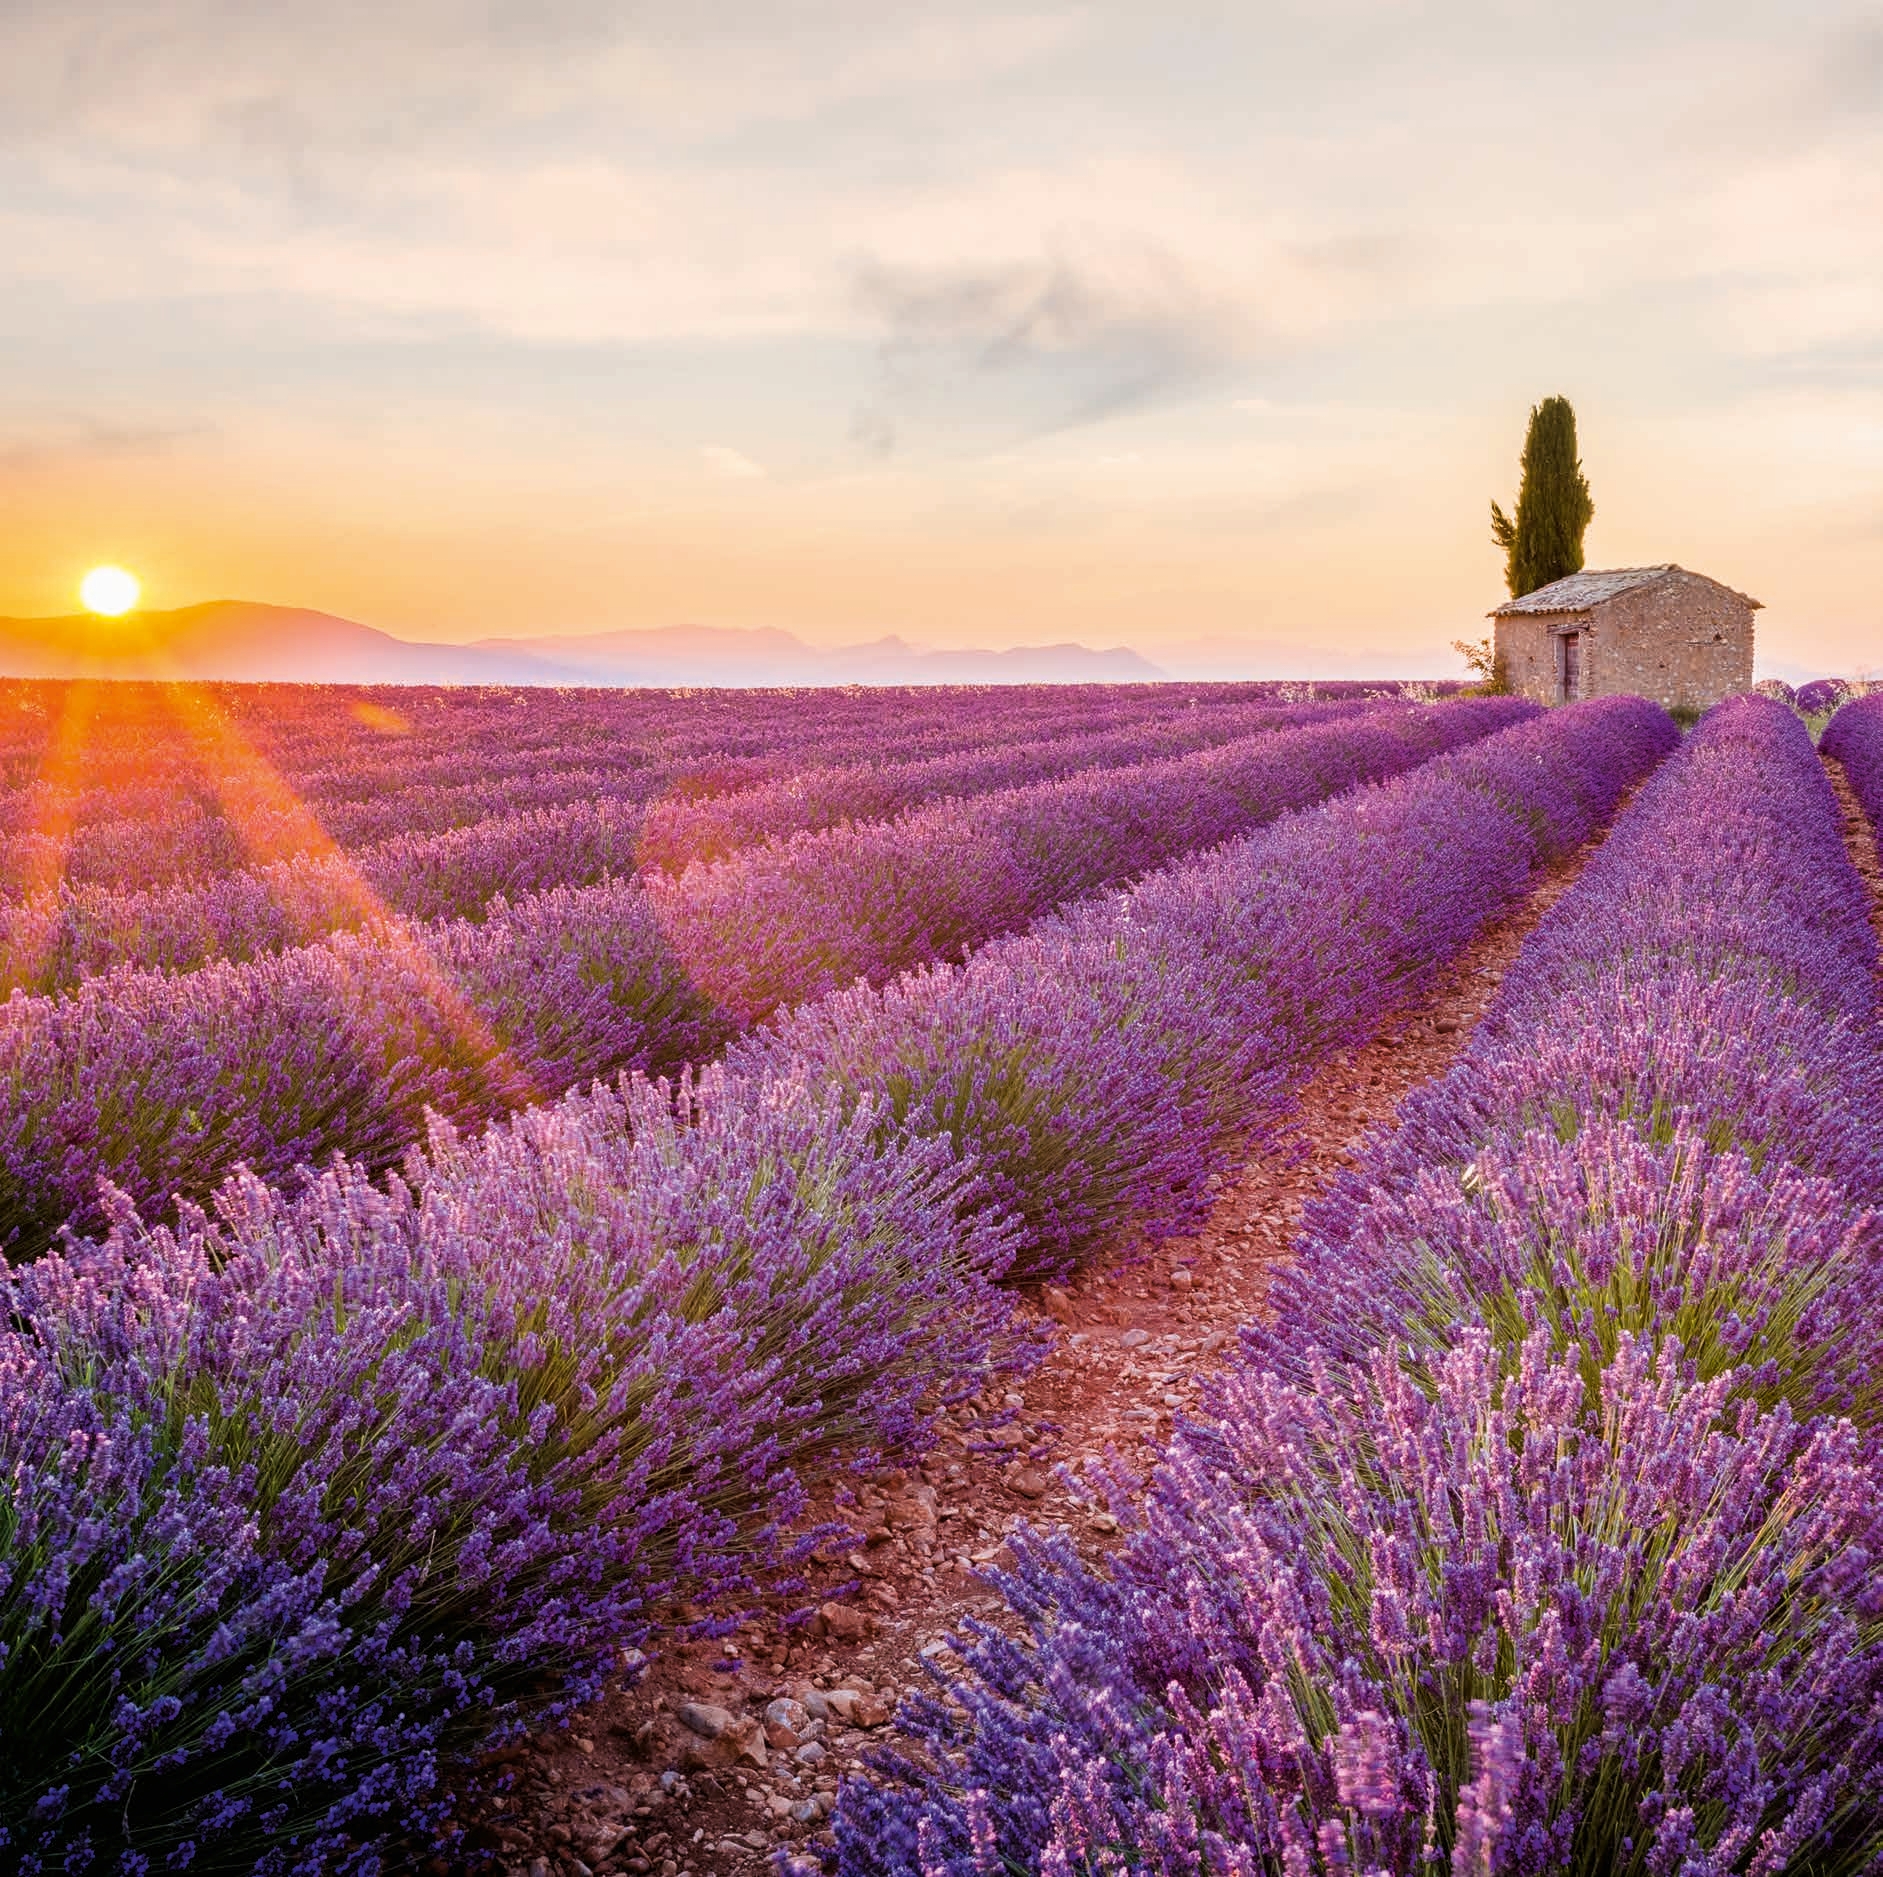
[80,566,141,616]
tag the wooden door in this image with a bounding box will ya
[1561,631,1580,702]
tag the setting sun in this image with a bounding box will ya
[79,565,141,617]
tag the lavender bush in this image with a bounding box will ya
[1823,690,1883,837]
[0,698,1373,992]
[1,1071,1024,1872]
[635,697,1371,873]
[747,698,1673,1278]
[1278,694,1883,1367]
[1258,1118,1883,1425]
[0,699,1518,1254]
[649,702,1531,1028]
[1797,677,1857,718]
[0,884,734,1253]
[829,698,1883,1874]
[0,796,652,993]
[1,696,1643,1867]
[831,1330,1883,1876]
[0,677,1382,895]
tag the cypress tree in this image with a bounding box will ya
[1490,395,1595,597]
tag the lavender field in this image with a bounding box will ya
[5,678,1883,1877]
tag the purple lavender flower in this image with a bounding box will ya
[0,696,1526,1254]
[828,698,1883,1875]
[0,686,1666,1869]
[748,697,1670,1278]
[1797,678,1856,718]
[2,1067,1024,1870]
[1823,691,1883,843]
[834,1329,1883,1876]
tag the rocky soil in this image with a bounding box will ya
[1828,754,1883,969]
[444,823,1622,1877]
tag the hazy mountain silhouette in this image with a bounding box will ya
[473,624,1164,686]
[0,602,562,684]
[473,623,833,686]
[0,601,1166,686]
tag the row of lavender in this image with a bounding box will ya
[840,695,1883,1875]
[0,680,1336,891]
[728,696,1669,1276]
[1824,688,1883,836]
[0,753,657,900]
[0,696,1668,1873]
[230,681,1362,803]
[629,697,1363,873]
[0,676,1275,795]
[1767,676,1875,719]
[0,695,1367,993]
[0,699,1515,1255]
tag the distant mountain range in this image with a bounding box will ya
[0,603,548,685]
[0,602,1166,687]
[470,622,1166,686]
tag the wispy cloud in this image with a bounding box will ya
[0,1,1083,158]
[849,243,1248,450]
[0,418,216,473]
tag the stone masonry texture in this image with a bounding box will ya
[1493,569,1756,710]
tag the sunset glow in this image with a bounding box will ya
[0,4,1875,680]
[79,566,140,617]
[1,0,1881,1862]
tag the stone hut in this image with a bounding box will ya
[1489,564,1759,710]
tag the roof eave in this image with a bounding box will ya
[1491,573,1765,616]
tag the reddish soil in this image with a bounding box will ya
[1827,755,1883,967]
[453,826,1616,1877]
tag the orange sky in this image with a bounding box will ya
[2,1,1878,680]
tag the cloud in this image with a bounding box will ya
[700,446,765,481]
[1759,17,1883,130]
[849,243,1249,448]
[0,418,215,472]
[0,1,1083,160]
[855,247,1233,373]
[848,404,898,458]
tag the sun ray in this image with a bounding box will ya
[0,681,185,986]
[154,681,543,1118]
[1,639,545,1141]
[0,682,106,986]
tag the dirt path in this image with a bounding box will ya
[456,823,1615,1877]
[1827,755,1883,970]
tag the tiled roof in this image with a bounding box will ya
[1489,564,1761,616]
